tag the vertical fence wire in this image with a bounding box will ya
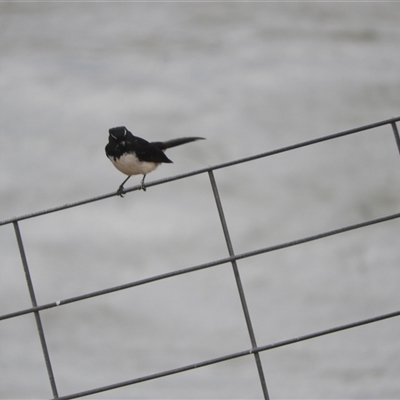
[13,221,59,399]
[208,170,270,400]
[391,121,400,156]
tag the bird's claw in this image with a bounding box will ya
[117,184,146,196]
[117,185,125,197]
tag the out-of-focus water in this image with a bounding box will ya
[1,3,400,399]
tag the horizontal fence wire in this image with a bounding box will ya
[1,116,400,399]
[1,115,400,227]
[51,308,400,400]
[2,208,400,323]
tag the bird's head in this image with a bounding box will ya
[108,126,132,144]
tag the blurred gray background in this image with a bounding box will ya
[1,2,400,399]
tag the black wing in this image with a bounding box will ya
[126,135,173,164]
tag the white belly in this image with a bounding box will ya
[108,153,159,176]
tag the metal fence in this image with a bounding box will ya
[1,116,400,399]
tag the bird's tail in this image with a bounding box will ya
[151,137,205,150]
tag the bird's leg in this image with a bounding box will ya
[117,176,131,197]
[140,175,147,191]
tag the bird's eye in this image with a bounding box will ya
[123,128,127,138]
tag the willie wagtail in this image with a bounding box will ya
[106,126,204,196]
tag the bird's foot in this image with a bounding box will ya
[140,176,147,191]
[117,185,125,197]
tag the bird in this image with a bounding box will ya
[105,126,205,196]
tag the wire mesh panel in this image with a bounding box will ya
[1,117,400,399]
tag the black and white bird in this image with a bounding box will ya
[105,126,204,196]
